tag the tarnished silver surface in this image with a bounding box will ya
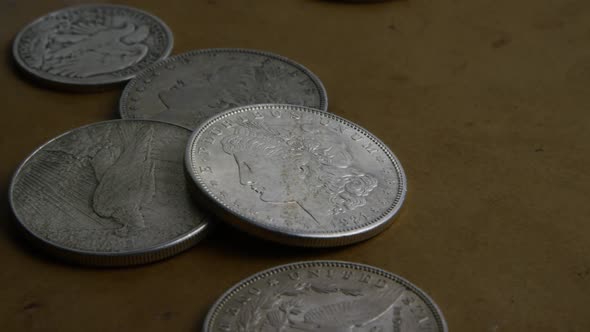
[204,261,447,332]
[119,48,327,129]
[12,4,173,88]
[9,120,208,266]
[186,104,406,247]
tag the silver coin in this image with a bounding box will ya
[12,4,173,88]
[203,261,447,332]
[185,104,406,247]
[9,120,208,266]
[119,48,328,129]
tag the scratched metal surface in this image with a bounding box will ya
[12,4,173,88]
[1,0,589,331]
[9,120,209,265]
[186,104,406,247]
[203,261,447,332]
[119,49,328,129]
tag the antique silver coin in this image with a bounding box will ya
[9,120,208,266]
[12,4,173,88]
[203,261,447,332]
[119,48,328,129]
[186,104,406,247]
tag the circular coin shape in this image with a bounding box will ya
[13,4,173,88]
[203,261,447,332]
[186,104,406,247]
[9,120,208,266]
[119,48,328,129]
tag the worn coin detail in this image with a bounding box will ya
[186,104,406,247]
[9,120,208,265]
[203,261,447,332]
[119,48,327,129]
[13,4,173,88]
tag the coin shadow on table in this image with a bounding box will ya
[5,40,126,93]
[198,221,352,260]
[0,180,67,266]
[5,40,62,92]
[310,0,403,4]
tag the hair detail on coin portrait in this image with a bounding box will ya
[219,119,378,228]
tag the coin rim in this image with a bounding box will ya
[203,260,448,332]
[8,119,209,266]
[118,48,328,126]
[185,104,406,247]
[12,4,174,88]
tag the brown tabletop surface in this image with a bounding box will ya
[2,0,589,331]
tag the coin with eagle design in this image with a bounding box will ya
[13,4,173,88]
[203,261,447,332]
[9,120,208,266]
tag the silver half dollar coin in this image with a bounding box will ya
[12,4,173,88]
[9,120,208,266]
[203,261,447,332]
[119,48,328,129]
[186,104,406,247]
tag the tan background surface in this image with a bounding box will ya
[1,0,589,331]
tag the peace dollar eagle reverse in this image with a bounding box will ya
[12,4,173,88]
[185,104,406,247]
[119,48,328,129]
[203,261,447,332]
[9,120,209,266]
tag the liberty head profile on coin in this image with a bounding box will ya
[186,104,406,247]
[120,48,327,129]
[13,4,173,88]
[220,119,378,225]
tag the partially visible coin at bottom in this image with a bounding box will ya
[12,4,173,89]
[203,261,447,332]
[185,104,406,247]
[119,48,328,129]
[9,120,208,266]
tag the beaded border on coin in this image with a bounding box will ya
[119,48,328,123]
[12,4,174,89]
[203,261,447,332]
[186,104,406,247]
[9,119,210,266]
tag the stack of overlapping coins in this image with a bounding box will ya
[9,4,447,331]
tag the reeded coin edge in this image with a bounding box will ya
[8,119,209,266]
[203,261,447,332]
[12,4,174,87]
[186,104,407,239]
[118,48,329,121]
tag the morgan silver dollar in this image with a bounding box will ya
[9,120,208,266]
[12,4,173,88]
[203,261,447,332]
[119,48,327,129]
[186,104,406,247]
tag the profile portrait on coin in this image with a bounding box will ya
[220,120,378,228]
[154,64,305,127]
